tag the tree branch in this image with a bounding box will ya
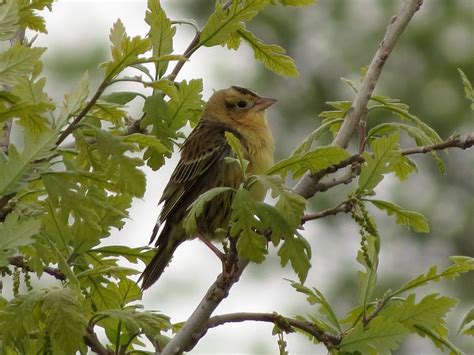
[293,0,424,199]
[400,134,474,155]
[9,255,66,282]
[206,312,341,348]
[302,200,354,223]
[83,324,113,355]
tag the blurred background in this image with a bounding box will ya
[35,0,473,353]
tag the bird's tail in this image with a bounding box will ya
[140,223,182,290]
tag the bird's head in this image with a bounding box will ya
[203,86,277,127]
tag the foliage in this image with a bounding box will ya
[0,0,472,354]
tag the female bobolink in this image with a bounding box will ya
[140,86,276,290]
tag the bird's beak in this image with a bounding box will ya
[254,96,277,111]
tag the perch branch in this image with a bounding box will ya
[9,255,66,282]
[207,312,341,348]
[293,0,424,199]
[401,134,474,155]
[83,324,113,355]
[302,201,354,223]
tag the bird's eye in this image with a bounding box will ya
[236,100,247,109]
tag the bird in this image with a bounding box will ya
[140,86,276,290]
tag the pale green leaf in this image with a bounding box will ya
[183,187,235,235]
[225,131,248,172]
[58,72,89,127]
[457,68,474,110]
[358,133,400,193]
[145,0,176,78]
[267,146,350,178]
[276,0,316,6]
[278,236,311,282]
[17,0,53,33]
[458,308,474,336]
[0,43,46,86]
[91,245,155,265]
[367,199,429,233]
[292,118,344,155]
[0,213,39,266]
[102,91,140,105]
[339,316,408,355]
[200,0,269,47]
[238,28,298,77]
[0,0,19,41]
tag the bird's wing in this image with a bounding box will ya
[157,122,238,229]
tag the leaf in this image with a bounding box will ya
[167,79,204,129]
[382,293,457,333]
[238,28,298,77]
[458,308,474,336]
[357,234,379,308]
[103,19,151,80]
[225,131,248,173]
[145,0,176,78]
[0,213,39,266]
[278,235,311,282]
[91,245,155,265]
[339,316,408,354]
[275,0,317,6]
[367,199,429,233]
[457,68,474,110]
[41,287,88,354]
[267,146,350,178]
[17,0,53,33]
[102,91,140,105]
[183,187,235,235]
[292,118,344,155]
[358,133,400,194]
[0,0,19,41]
[200,0,269,47]
[390,154,418,181]
[391,256,474,297]
[290,281,342,332]
[59,72,89,125]
[0,43,46,86]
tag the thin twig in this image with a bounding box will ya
[401,134,474,155]
[207,312,341,348]
[9,255,66,282]
[293,0,424,199]
[302,201,353,223]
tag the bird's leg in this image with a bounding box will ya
[197,234,226,262]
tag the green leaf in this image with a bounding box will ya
[145,0,176,78]
[59,72,89,125]
[357,234,379,308]
[200,0,269,47]
[0,0,19,41]
[0,43,46,86]
[457,68,474,110]
[290,282,342,332]
[458,308,474,336]
[391,256,474,298]
[167,79,204,129]
[102,91,140,105]
[292,118,345,155]
[367,199,429,233]
[238,28,298,77]
[278,235,311,282]
[103,19,151,80]
[41,287,88,354]
[91,245,155,265]
[0,213,39,266]
[183,187,235,235]
[358,133,400,194]
[225,131,248,173]
[339,316,408,355]
[267,146,350,178]
[382,293,457,333]
[17,0,53,33]
[275,0,316,6]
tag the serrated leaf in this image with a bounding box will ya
[0,213,39,266]
[267,146,350,178]
[103,19,151,80]
[0,43,46,86]
[276,0,316,6]
[145,0,176,78]
[238,28,298,77]
[225,131,248,173]
[358,133,400,194]
[17,0,53,33]
[290,281,341,332]
[200,0,269,47]
[339,316,408,355]
[0,0,19,41]
[91,245,155,265]
[278,235,311,282]
[391,256,474,297]
[367,199,429,233]
[183,187,235,235]
[382,293,457,333]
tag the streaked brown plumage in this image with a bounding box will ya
[140,86,275,289]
